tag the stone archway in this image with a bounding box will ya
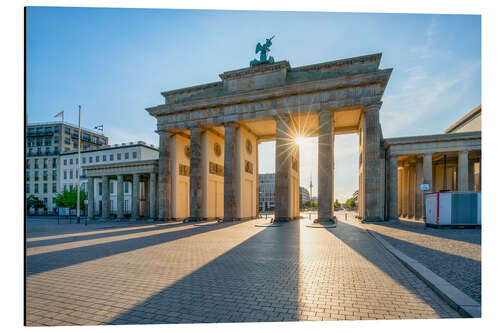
[147,53,392,222]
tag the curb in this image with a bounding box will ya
[367,229,481,318]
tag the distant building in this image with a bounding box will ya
[259,173,275,211]
[25,121,108,213]
[299,186,310,205]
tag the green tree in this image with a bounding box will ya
[334,199,341,209]
[54,188,87,210]
[27,195,45,212]
[344,198,356,209]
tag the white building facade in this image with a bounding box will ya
[59,141,158,216]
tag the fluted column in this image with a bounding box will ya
[117,174,124,220]
[275,115,292,223]
[149,172,157,219]
[388,155,399,220]
[397,167,402,217]
[102,175,110,219]
[458,151,469,191]
[88,176,95,219]
[468,159,475,191]
[189,127,203,222]
[402,164,408,217]
[415,158,424,220]
[223,123,238,222]
[408,163,416,219]
[362,103,383,221]
[132,173,140,220]
[255,141,259,217]
[318,110,335,223]
[423,153,433,193]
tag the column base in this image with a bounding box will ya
[315,216,337,224]
[183,217,204,223]
[273,217,292,223]
[362,216,384,223]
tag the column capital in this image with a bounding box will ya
[364,102,382,113]
[223,122,240,129]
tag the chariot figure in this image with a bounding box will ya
[250,36,275,67]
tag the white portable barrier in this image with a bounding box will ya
[424,191,481,226]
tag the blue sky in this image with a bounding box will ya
[26,7,481,201]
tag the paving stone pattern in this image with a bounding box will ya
[360,219,481,303]
[26,217,460,326]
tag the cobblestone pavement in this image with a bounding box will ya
[26,216,460,326]
[336,212,481,303]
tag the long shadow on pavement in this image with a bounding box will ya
[324,221,460,318]
[26,222,189,248]
[106,221,300,324]
[370,230,481,303]
[364,220,481,245]
[26,221,244,276]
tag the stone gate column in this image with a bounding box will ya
[318,110,335,223]
[88,176,95,219]
[388,155,398,220]
[102,175,110,220]
[362,103,384,221]
[397,167,402,217]
[149,172,157,219]
[458,151,469,191]
[275,115,292,223]
[132,173,140,220]
[468,159,475,191]
[117,174,124,220]
[409,163,416,219]
[158,132,172,221]
[256,140,259,217]
[188,127,203,222]
[223,123,238,222]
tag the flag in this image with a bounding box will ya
[94,125,103,131]
[54,111,64,118]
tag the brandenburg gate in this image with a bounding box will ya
[146,53,392,223]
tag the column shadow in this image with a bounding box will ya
[106,221,301,324]
[26,221,245,276]
[364,220,481,245]
[324,221,461,317]
[26,222,189,248]
[369,230,481,303]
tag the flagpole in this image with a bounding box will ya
[77,105,81,224]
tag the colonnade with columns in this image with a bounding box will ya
[387,147,481,221]
[85,161,158,220]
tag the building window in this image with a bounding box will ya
[26,159,30,169]
[65,127,70,134]
[70,170,73,179]
[43,158,48,168]
[73,142,78,148]
[63,170,67,180]
[52,183,57,193]
[125,182,129,193]
[99,183,102,195]
[133,151,137,159]
[110,182,114,194]
[34,171,39,181]
[34,159,39,169]
[89,156,93,163]
[70,159,73,165]
[26,171,30,181]
[124,152,129,160]
[103,155,106,162]
[43,170,48,181]
[96,155,100,162]
[64,184,67,191]
[52,170,57,181]
[26,184,30,193]
[43,183,48,193]
[65,138,70,145]
[52,158,57,168]
[63,159,67,166]
[82,157,86,164]
[34,184,39,193]
[110,154,114,161]
[117,153,121,160]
